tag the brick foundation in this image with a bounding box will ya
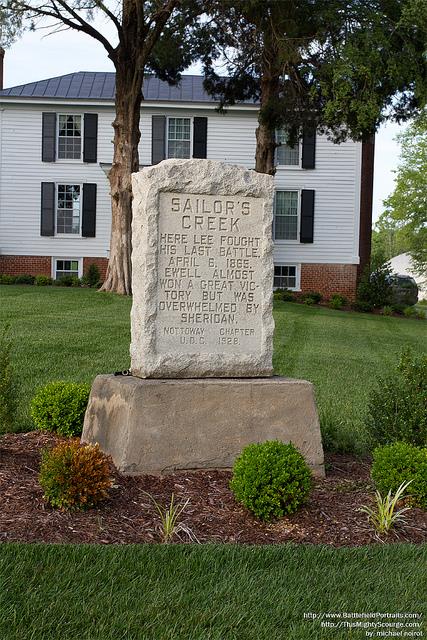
[83,257,108,281]
[0,255,109,280]
[300,263,358,301]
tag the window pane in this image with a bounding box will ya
[58,115,82,159]
[274,191,298,240]
[56,184,80,234]
[167,118,191,159]
[273,265,296,289]
[276,128,299,166]
[55,258,79,279]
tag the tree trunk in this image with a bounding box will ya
[101,58,143,295]
[254,35,280,175]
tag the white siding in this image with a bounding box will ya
[0,102,362,265]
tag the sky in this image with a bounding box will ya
[4,20,405,225]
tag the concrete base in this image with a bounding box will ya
[82,375,325,477]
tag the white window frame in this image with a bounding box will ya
[273,264,301,291]
[57,113,83,162]
[273,189,301,243]
[275,128,302,169]
[55,183,83,237]
[51,257,83,280]
[166,116,193,159]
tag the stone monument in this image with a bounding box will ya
[82,159,324,477]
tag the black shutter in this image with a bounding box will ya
[40,182,55,236]
[42,113,56,162]
[82,184,97,237]
[83,113,98,163]
[300,189,315,243]
[152,115,166,164]
[193,117,208,158]
[302,127,316,169]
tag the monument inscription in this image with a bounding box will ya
[130,159,275,378]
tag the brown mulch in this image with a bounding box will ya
[1,432,426,546]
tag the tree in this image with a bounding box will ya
[7,0,203,294]
[382,108,427,279]
[201,1,427,175]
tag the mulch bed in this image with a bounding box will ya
[1,432,426,546]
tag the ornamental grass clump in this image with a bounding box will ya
[39,440,112,510]
[230,440,311,521]
[31,381,91,437]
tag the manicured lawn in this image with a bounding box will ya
[1,285,426,448]
[1,543,426,640]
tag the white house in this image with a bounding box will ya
[0,70,374,299]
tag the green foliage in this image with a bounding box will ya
[403,306,417,318]
[35,275,53,286]
[30,381,91,437]
[142,492,196,543]
[302,296,315,306]
[229,440,311,521]
[274,288,296,302]
[358,480,413,535]
[328,294,348,310]
[0,325,17,434]
[319,404,365,455]
[352,299,373,313]
[84,263,101,288]
[302,291,322,304]
[366,350,427,447]
[391,303,406,315]
[416,309,426,320]
[39,440,112,510]
[357,262,392,308]
[14,274,35,285]
[0,275,17,284]
[54,275,81,287]
[381,305,393,316]
[371,442,427,510]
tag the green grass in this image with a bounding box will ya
[1,286,426,450]
[1,544,426,640]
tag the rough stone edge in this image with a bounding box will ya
[130,159,275,378]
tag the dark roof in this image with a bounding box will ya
[0,72,237,103]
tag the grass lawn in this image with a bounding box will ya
[1,543,426,640]
[1,285,426,449]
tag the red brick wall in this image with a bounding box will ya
[83,257,108,281]
[300,263,358,300]
[0,255,51,276]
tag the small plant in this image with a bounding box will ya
[391,303,405,315]
[274,288,296,302]
[329,294,348,309]
[358,480,413,535]
[142,491,197,543]
[371,442,427,509]
[366,349,427,447]
[403,306,417,318]
[39,440,112,510]
[352,299,373,313]
[381,305,393,316]
[0,275,17,285]
[55,275,80,287]
[302,291,322,304]
[230,440,311,521]
[416,309,426,320]
[31,381,91,437]
[357,262,392,308]
[85,263,101,288]
[0,325,17,434]
[35,275,53,286]
[14,274,35,285]
[303,295,315,306]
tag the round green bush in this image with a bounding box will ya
[372,442,427,509]
[229,440,312,521]
[31,381,91,437]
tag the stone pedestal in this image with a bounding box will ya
[82,374,324,477]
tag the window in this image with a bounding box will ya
[274,191,299,240]
[58,114,82,159]
[55,259,80,279]
[167,117,191,158]
[274,265,298,290]
[276,128,299,166]
[56,184,81,234]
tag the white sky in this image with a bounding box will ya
[4,21,405,225]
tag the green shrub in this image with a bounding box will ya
[357,262,392,308]
[0,326,17,434]
[329,294,348,310]
[86,263,101,288]
[391,303,406,315]
[55,275,81,287]
[229,440,311,521]
[39,440,112,510]
[366,350,427,447]
[403,306,417,318]
[35,275,53,286]
[31,381,91,437]
[0,275,17,285]
[303,296,315,306]
[416,309,426,320]
[352,299,373,313]
[381,305,393,316]
[274,288,296,302]
[419,299,427,306]
[14,274,35,285]
[371,442,427,510]
[302,291,322,304]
